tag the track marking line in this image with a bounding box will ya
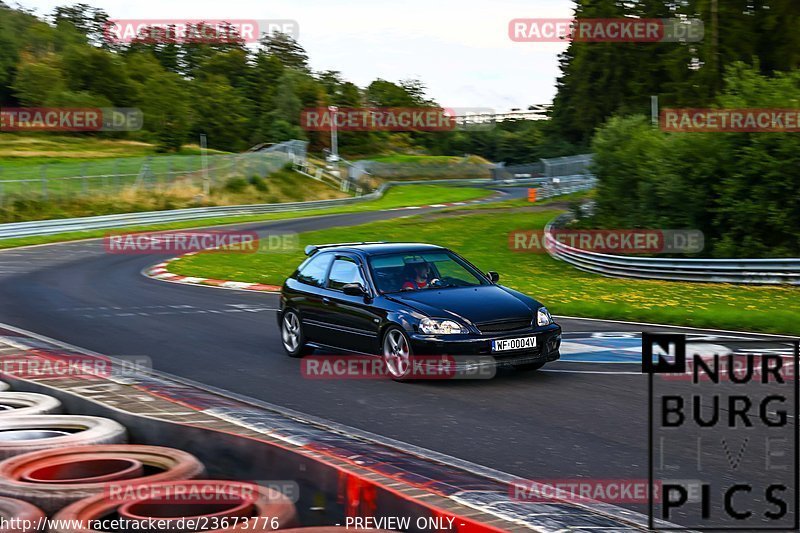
[555,314,795,338]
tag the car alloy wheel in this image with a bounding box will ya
[382,328,411,379]
[282,312,302,354]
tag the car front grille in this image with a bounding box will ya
[475,318,532,334]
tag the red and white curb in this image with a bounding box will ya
[143,196,500,293]
[385,197,491,211]
[144,253,282,293]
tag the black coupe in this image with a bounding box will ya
[278,242,561,379]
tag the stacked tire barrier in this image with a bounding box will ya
[0,381,309,532]
[0,445,205,514]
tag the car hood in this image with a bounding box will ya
[389,285,535,325]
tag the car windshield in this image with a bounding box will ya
[369,251,488,293]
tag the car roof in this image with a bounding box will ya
[311,242,447,256]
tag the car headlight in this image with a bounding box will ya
[419,318,467,334]
[537,307,553,326]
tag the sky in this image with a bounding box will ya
[17,0,575,112]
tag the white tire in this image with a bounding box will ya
[0,393,62,416]
[0,416,127,459]
[0,382,9,392]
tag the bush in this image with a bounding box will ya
[249,175,269,191]
[223,177,249,193]
[591,66,800,258]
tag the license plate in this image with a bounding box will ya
[492,336,537,352]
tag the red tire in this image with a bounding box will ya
[0,416,127,460]
[0,496,45,531]
[0,393,62,416]
[51,480,298,532]
[0,445,205,515]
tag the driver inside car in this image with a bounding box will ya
[402,262,437,290]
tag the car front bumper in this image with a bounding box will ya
[408,323,562,369]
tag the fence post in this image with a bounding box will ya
[167,158,174,191]
[40,166,48,201]
[113,159,120,193]
[81,162,88,197]
[200,134,210,197]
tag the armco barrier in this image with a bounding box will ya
[0,323,657,531]
[0,177,595,241]
[545,214,800,285]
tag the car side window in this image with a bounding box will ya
[295,253,334,288]
[328,257,366,291]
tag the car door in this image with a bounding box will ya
[319,254,382,353]
[289,252,334,342]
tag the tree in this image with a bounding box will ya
[60,45,135,106]
[190,75,249,151]
[366,79,420,107]
[52,3,109,46]
[590,65,800,258]
[140,72,191,151]
[12,54,67,106]
[260,32,308,71]
[257,72,306,143]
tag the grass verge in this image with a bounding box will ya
[0,185,492,250]
[171,207,799,335]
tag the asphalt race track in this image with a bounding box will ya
[0,192,795,526]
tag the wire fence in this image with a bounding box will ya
[0,151,293,204]
[491,154,594,181]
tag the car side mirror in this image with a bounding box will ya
[487,271,500,283]
[342,283,368,297]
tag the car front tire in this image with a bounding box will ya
[381,326,414,381]
[281,310,311,358]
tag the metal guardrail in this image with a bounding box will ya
[0,175,597,241]
[0,191,380,240]
[545,214,800,285]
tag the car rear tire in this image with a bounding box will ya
[382,327,414,381]
[281,310,311,358]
